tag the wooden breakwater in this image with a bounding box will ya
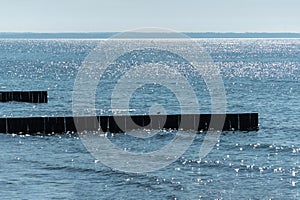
[0,91,47,103]
[0,113,258,135]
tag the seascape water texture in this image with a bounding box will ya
[0,37,299,199]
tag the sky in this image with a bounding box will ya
[0,0,299,33]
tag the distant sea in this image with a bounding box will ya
[0,34,299,199]
[1,32,300,39]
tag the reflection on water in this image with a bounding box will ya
[0,38,299,199]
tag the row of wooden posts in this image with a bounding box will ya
[0,91,258,134]
[0,113,258,135]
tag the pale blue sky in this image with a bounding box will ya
[0,0,299,32]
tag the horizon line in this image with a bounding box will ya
[1,31,300,34]
[1,32,300,39]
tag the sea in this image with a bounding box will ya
[0,34,299,199]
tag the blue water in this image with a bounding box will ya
[0,38,299,199]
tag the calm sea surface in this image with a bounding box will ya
[0,38,299,199]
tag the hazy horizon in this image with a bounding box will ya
[1,32,300,39]
[1,31,300,33]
